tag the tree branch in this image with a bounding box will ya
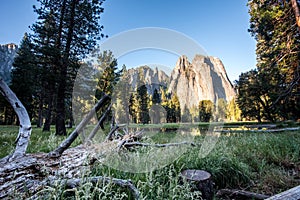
[0,78,32,161]
[48,94,110,158]
[121,141,196,149]
[86,103,112,142]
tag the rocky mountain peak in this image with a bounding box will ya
[168,55,236,111]
[127,66,169,94]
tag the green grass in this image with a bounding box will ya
[0,125,80,158]
[1,123,300,199]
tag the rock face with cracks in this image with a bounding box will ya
[126,55,235,111]
[168,55,236,111]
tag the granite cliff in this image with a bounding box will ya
[127,65,170,94]
[168,55,236,110]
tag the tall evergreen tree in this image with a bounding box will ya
[215,98,227,122]
[10,33,37,121]
[113,65,131,124]
[129,92,139,123]
[236,70,264,122]
[31,0,106,135]
[137,85,150,124]
[152,88,161,104]
[199,100,214,122]
[95,51,121,98]
[247,0,300,120]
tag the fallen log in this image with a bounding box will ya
[0,82,140,199]
[0,145,140,199]
[216,189,270,200]
[266,185,300,200]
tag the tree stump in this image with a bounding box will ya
[181,169,214,200]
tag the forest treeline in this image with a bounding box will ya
[0,0,299,131]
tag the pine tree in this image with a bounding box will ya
[113,65,131,124]
[170,94,181,123]
[137,85,150,124]
[236,70,264,122]
[95,51,121,98]
[10,33,37,122]
[31,0,106,135]
[199,100,214,122]
[152,88,161,104]
[215,98,227,122]
[129,92,138,123]
[247,0,300,120]
[227,98,241,122]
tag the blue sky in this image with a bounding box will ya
[0,0,256,82]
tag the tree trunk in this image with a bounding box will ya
[291,0,300,31]
[181,169,214,200]
[55,0,77,136]
[42,93,54,132]
[0,78,32,159]
[37,93,43,128]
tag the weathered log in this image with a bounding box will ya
[0,145,139,199]
[0,145,89,199]
[216,189,270,200]
[181,169,214,200]
[266,185,300,200]
[0,78,32,161]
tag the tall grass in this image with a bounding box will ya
[1,125,299,199]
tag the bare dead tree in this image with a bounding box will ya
[0,78,32,161]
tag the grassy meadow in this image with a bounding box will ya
[0,123,299,199]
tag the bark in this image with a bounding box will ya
[49,94,110,158]
[0,78,32,160]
